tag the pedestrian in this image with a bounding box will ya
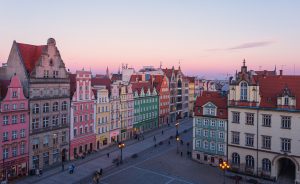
[68,165,72,174]
[35,168,39,176]
[143,135,145,140]
[100,168,103,176]
[93,173,97,184]
[180,152,183,157]
[153,136,156,142]
[96,172,100,184]
[71,164,75,174]
[39,168,43,176]
[168,140,170,145]
[107,152,110,158]
[161,130,164,135]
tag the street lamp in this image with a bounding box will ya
[176,135,180,153]
[118,142,125,164]
[219,161,230,184]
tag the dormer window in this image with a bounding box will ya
[203,102,216,116]
[240,82,248,101]
[12,91,17,98]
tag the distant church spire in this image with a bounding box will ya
[106,66,109,78]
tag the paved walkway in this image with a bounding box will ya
[16,118,192,184]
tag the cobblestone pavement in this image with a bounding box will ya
[16,118,192,184]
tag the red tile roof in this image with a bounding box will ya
[129,75,143,83]
[131,81,154,95]
[255,75,300,110]
[111,74,122,81]
[16,42,46,74]
[152,75,164,94]
[194,91,228,119]
[186,76,195,83]
[91,77,112,94]
[255,70,276,76]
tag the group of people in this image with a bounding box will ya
[69,164,75,174]
[35,168,43,176]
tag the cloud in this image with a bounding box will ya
[227,41,274,50]
[206,41,275,52]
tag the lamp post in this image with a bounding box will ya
[118,142,125,164]
[219,161,230,184]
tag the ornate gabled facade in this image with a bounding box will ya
[228,61,300,183]
[132,79,159,134]
[69,70,96,160]
[109,84,121,143]
[152,75,170,127]
[163,66,189,122]
[92,77,112,149]
[0,75,29,181]
[3,38,71,170]
[193,91,228,167]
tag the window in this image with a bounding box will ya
[204,107,215,116]
[61,114,67,124]
[3,115,8,125]
[12,91,17,98]
[12,115,17,124]
[74,129,77,137]
[62,131,67,142]
[43,135,49,147]
[245,133,254,147]
[43,117,49,128]
[245,155,254,168]
[20,129,25,138]
[262,158,271,172]
[53,102,59,112]
[219,121,224,127]
[232,112,240,123]
[12,146,17,157]
[20,103,25,109]
[43,152,49,166]
[210,142,215,150]
[219,132,224,139]
[231,131,240,144]
[240,82,248,101]
[12,130,17,140]
[53,149,59,163]
[3,132,8,141]
[13,104,17,110]
[204,119,209,126]
[33,104,39,114]
[85,126,88,133]
[32,138,39,149]
[218,144,224,152]
[203,141,209,149]
[62,101,68,111]
[262,114,271,127]
[4,104,9,110]
[3,148,8,159]
[52,115,59,126]
[281,116,291,129]
[20,142,25,155]
[43,103,49,113]
[232,153,240,165]
[284,97,289,105]
[246,113,254,125]
[196,140,201,147]
[204,130,208,137]
[211,131,215,138]
[32,118,39,129]
[211,120,216,127]
[281,138,291,152]
[20,114,25,123]
[262,135,271,149]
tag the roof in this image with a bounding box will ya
[129,75,143,83]
[69,74,77,98]
[255,70,277,76]
[186,76,195,83]
[16,42,46,74]
[152,75,164,94]
[0,79,10,100]
[194,91,228,119]
[111,74,122,82]
[91,77,112,96]
[255,75,300,110]
[131,81,155,96]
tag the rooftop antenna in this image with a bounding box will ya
[160,61,162,69]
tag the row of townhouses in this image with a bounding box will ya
[193,61,300,183]
[0,38,195,181]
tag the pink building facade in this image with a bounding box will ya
[70,71,96,160]
[0,75,29,180]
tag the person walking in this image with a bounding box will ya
[161,130,164,135]
[107,152,110,158]
[153,136,156,142]
[35,168,39,176]
[180,152,183,157]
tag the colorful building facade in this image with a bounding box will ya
[193,91,228,166]
[70,70,96,160]
[0,75,29,180]
[1,38,71,170]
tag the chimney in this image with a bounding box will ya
[280,70,283,76]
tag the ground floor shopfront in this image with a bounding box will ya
[110,129,120,143]
[0,156,28,181]
[133,118,158,135]
[70,134,96,160]
[159,114,169,127]
[192,150,226,167]
[96,133,110,150]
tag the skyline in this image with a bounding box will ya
[0,0,300,78]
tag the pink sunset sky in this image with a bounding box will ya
[0,1,299,79]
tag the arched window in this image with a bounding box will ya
[53,102,59,112]
[177,79,182,88]
[246,155,254,168]
[33,104,39,114]
[232,152,240,165]
[262,158,271,172]
[62,101,67,111]
[43,103,49,113]
[240,82,248,101]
